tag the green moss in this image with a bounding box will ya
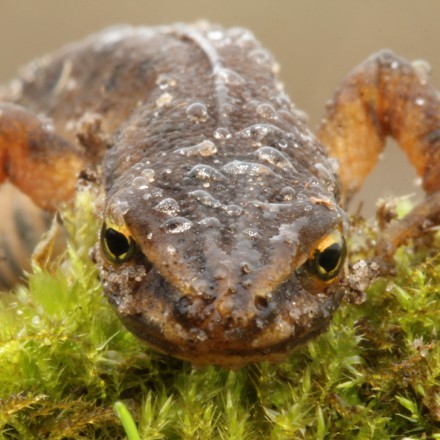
[1,191,439,439]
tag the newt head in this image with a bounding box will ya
[93,134,349,369]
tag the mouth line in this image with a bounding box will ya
[117,306,334,368]
[104,259,345,367]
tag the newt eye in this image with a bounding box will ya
[311,231,346,281]
[101,222,136,264]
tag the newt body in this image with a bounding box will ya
[1,24,439,368]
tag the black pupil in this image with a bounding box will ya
[317,243,341,273]
[105,228,130,257]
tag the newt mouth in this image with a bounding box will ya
[105,266,344,368]
[114,302,338,369]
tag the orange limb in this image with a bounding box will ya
[318,50,440,256]
[0,103,84,211]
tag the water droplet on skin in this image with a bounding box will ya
[176,140,217,157]
[186,102,209,123]
[228,27,256,48]
[253,201,292,214]
[255,146,296,173]
[224,204,243,217]
[190,190,222,208]
[141,169,155,182]
[132,163,144,172]
[313,162,336,191]
[188,164,227,182]
[213,127,232,141]
[132,176,149,190]
[218,68,246,86]
[222,160,273,176]
[249,48,272,65]
[276,139,289,149]
[154,198,180,216]
[238,123,283,144]
[274,93,291,110]
[415,97,425,106]
[107,199,130,225]
[306,177,320,188]
[256,103,278,120]
[156,74,177,90]
[160,169,173,182]
[198,217,222,228]
[279,186,296,201]
[161,217,193,234]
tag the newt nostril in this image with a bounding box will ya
[254,295,269,311]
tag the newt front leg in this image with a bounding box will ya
[318,50,440,256]
[0,103,84,211]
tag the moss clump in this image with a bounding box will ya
[0,191,439,439]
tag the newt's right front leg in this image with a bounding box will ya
[0,103,84,211]
[318,50,440,257]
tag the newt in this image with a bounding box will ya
[0,23,439,368]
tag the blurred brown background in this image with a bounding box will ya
[1,0,439,215]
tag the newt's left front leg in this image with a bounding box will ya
[317,50,440,256]
[0,103,85,211]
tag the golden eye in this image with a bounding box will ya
[311,231,346,281]
[101,222,136,264]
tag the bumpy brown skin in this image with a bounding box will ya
[0,25,439,368]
